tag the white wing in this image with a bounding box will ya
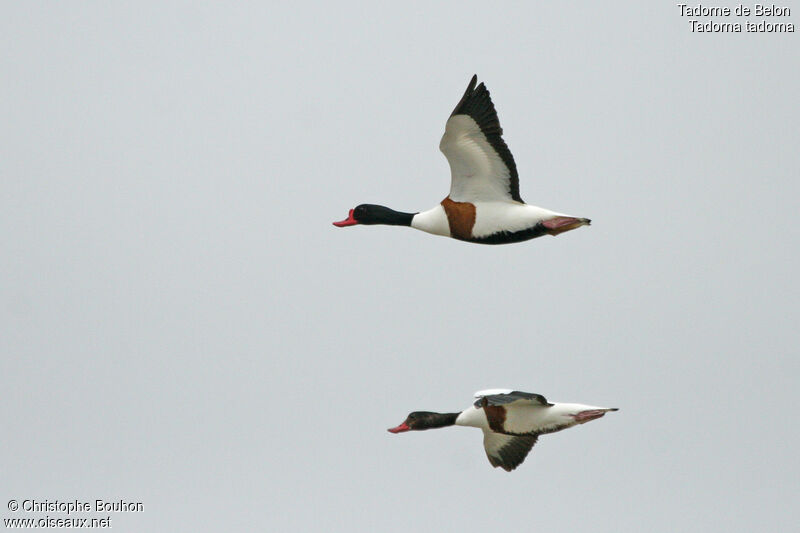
[473,388,513,398]
[482,430,538,472]
[439,76,522,204]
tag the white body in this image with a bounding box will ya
[456,401,606,435]
[451,390,616,471]
[472,202,567,238]
[411,202,569,239]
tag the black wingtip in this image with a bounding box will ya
[451,75,479,117]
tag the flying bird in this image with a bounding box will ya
[388,389,618,471]
[333,75,590,245]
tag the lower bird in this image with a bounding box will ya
[388,389,618,471]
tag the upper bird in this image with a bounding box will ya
[388,389,618,472]
[333,75,590,245]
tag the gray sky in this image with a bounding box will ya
[2,1,798,531]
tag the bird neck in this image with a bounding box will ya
[419,412,460,430]
[367,205,415,226]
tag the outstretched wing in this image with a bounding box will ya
[482,430,538,472]
[473,390,553,409]
[439,75,522,204]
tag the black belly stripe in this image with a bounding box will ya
[468,223,549,245]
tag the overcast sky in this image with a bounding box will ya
[2,2,798,532]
